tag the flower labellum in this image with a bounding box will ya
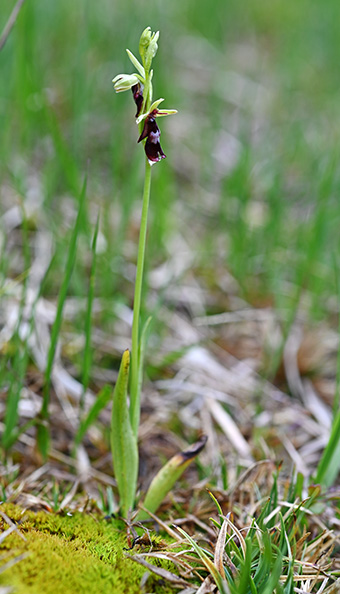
[138,110,166,165]
[131,83,144,118]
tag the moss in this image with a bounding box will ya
[0,504,175,593]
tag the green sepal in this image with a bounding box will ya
[155,109,178,117]
[149,98,164,112]
[111,350,138,517]
[126,49,145,78]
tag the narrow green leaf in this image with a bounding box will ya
[2,339,28,451]
[315,408,340,487]
[175,526,230,594]
[75,384,112,447]
[236,540,252,594]
[36,422,50,461]
[3,418,36,452]
[295,472,304,501]
[2,205,31,452]
[332,252,340,415]
[44,106,81,196]
[81,213,100,411]
[40,175,87,458]
[138,435,207,520]
[208,489,223,518]
[2,376,21,451]
[261,548,282,594]
[111,350,138,517]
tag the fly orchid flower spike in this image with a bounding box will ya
[112,27,177,165]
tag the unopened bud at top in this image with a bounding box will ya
[139,27,159,72]
[139,27,152,59]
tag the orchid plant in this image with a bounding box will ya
[110,28,206,519]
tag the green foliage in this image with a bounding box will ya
[176,472,337,593]
[38,176,87,458]
[315,409,340,487]
[97,485,117,516]
[1,334,29,451]
[81,213,100,407]
[111,349,138,517]
[75,384,112,447]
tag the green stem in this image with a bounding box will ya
[130,156,152,437]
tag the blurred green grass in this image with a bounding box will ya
[1,0,340,328]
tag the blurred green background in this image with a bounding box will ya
[1,0,340,339]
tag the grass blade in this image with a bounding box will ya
[315,408,340,487]
[2,341,27,451]
[80,212,100,411]
[0,0,26,52]
[2,205,30,453]
[175,526,230,594]
[235,539,253,594]
[38,176,87,457]
[74,384,112,448]
[332,252,340,415]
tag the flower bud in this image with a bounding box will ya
[148,31,159,61]
[139,27,159,72]
[112,73,140,93]
[139,27,152,63]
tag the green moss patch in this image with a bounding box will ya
[0,504,173,594]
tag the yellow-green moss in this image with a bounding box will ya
[0,504,174,594]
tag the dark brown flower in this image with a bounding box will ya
[131,83,144,118]
[137,110,166,165]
